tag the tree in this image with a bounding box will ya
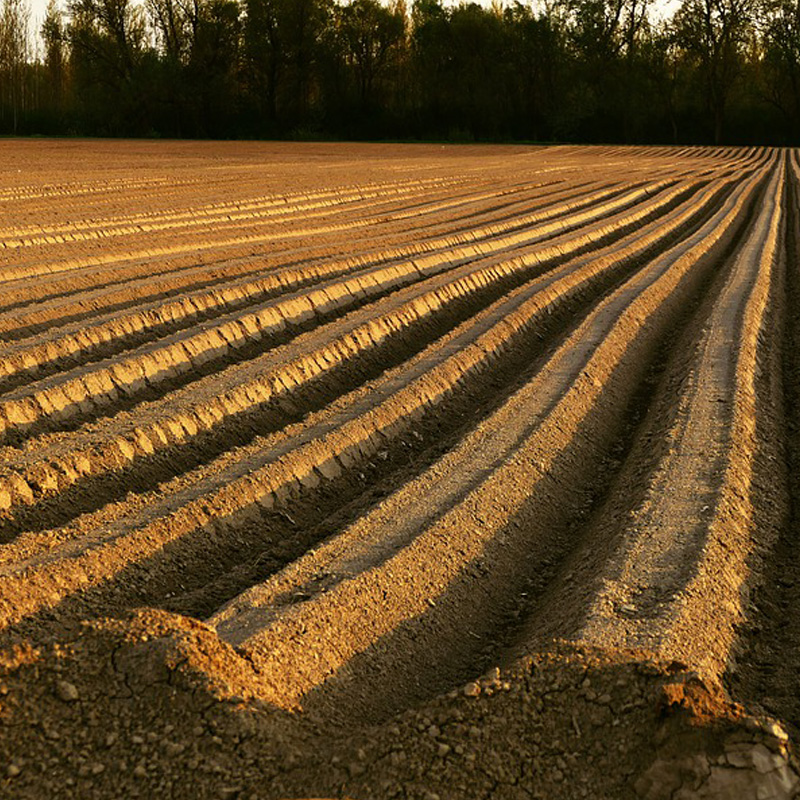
[0,0,31,133]
[335,0,404,110]
[243,0,282,128]
[410,1,512,139]
[147,0,197,64]
[503,1,567,140]
[280,0,330,125]
[0,0,779,143]
[759,0,800,138]
[67,0,153,132]
[639,22,684,142]
[334,0,405,111]
[673,0,755,143]
[41,0,68,117]
[186,0,240,135]
[558,0,653,140]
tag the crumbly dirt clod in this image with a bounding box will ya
[0,611,796,800]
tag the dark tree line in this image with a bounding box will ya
[2,0,800,143]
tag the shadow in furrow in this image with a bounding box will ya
[0,251,590,541]
[0,178,739,647]
[0,183,719,541]
[0,180,578,335]
[0,234,650,634]
[726,154,800,738]
[0,182,567,355]
[498,159,781,656]
[275,172,766,728]
[0,180,705,448]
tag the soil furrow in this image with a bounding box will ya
[726,150,800,739]
[0,175,732,530]
[1,166,629,283]
[0,155,742,334]
[0,175,473,240]
[0,166,757,635]
[0,179,640,384]
[198,158,770,723]
[0,177,611,332]
[554,154,787,683]
[0,172,723,578]
[1,144,796,800]
[0,176,473,252]
[0,176,709,444]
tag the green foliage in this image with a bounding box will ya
[0,0,794,142]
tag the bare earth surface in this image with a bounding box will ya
[0,140,798,798]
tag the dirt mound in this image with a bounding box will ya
[0,609,795,799]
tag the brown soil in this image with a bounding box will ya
[0,140,797,798]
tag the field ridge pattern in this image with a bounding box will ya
[0,141,797,800]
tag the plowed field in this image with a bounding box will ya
[1,140,799,799]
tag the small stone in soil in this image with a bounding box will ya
[55,680,79,702]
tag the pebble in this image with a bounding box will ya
[463,682,481,697]
[55,680,79,703]
[164,741,185,757]
[7,764,20,778]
